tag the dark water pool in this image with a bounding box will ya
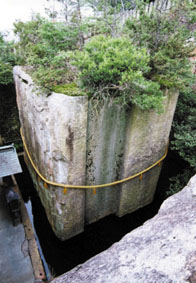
[15,150,186,277]
[1,82,188,278]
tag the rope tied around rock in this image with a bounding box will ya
[20,128,168,195]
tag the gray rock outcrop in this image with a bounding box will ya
[52,174,196,283]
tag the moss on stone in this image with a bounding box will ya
[51,82,86,97]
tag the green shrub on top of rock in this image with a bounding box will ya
[13,1,196,110]
[14,15,81,91]
[71,35,163,110]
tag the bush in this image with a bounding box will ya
[13,1,196,112]
[71,35,163,110]
[167,168,195,196]
[125,0,196,93]
[166,89,196,195]
[14,15,81,90]
[0,34,16,85]
[171,91,196,167]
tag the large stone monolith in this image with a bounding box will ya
[14,66,179,240]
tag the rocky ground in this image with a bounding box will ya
[52,174,196,283]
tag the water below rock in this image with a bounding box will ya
[15,150,187,277]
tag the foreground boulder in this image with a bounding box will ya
[52,175,196,283]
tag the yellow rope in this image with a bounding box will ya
[20,128,168,190]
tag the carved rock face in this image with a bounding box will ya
[14,66,88,240]
[52,175,196,283]
[14,66,179,241]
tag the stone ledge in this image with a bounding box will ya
[52,174,196,283]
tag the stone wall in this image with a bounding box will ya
[14,67,88,240]
[14,66,178,240]
[52,174,196,283]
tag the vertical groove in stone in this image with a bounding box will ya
[85,100,127,224]
[117,91,179,217]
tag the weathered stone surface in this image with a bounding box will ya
[85,100,127,224]
[52,174,196,283]
[14,66,88,240]
[85,91,178,221]
[117,91,179,216]
[14,66,179,241]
